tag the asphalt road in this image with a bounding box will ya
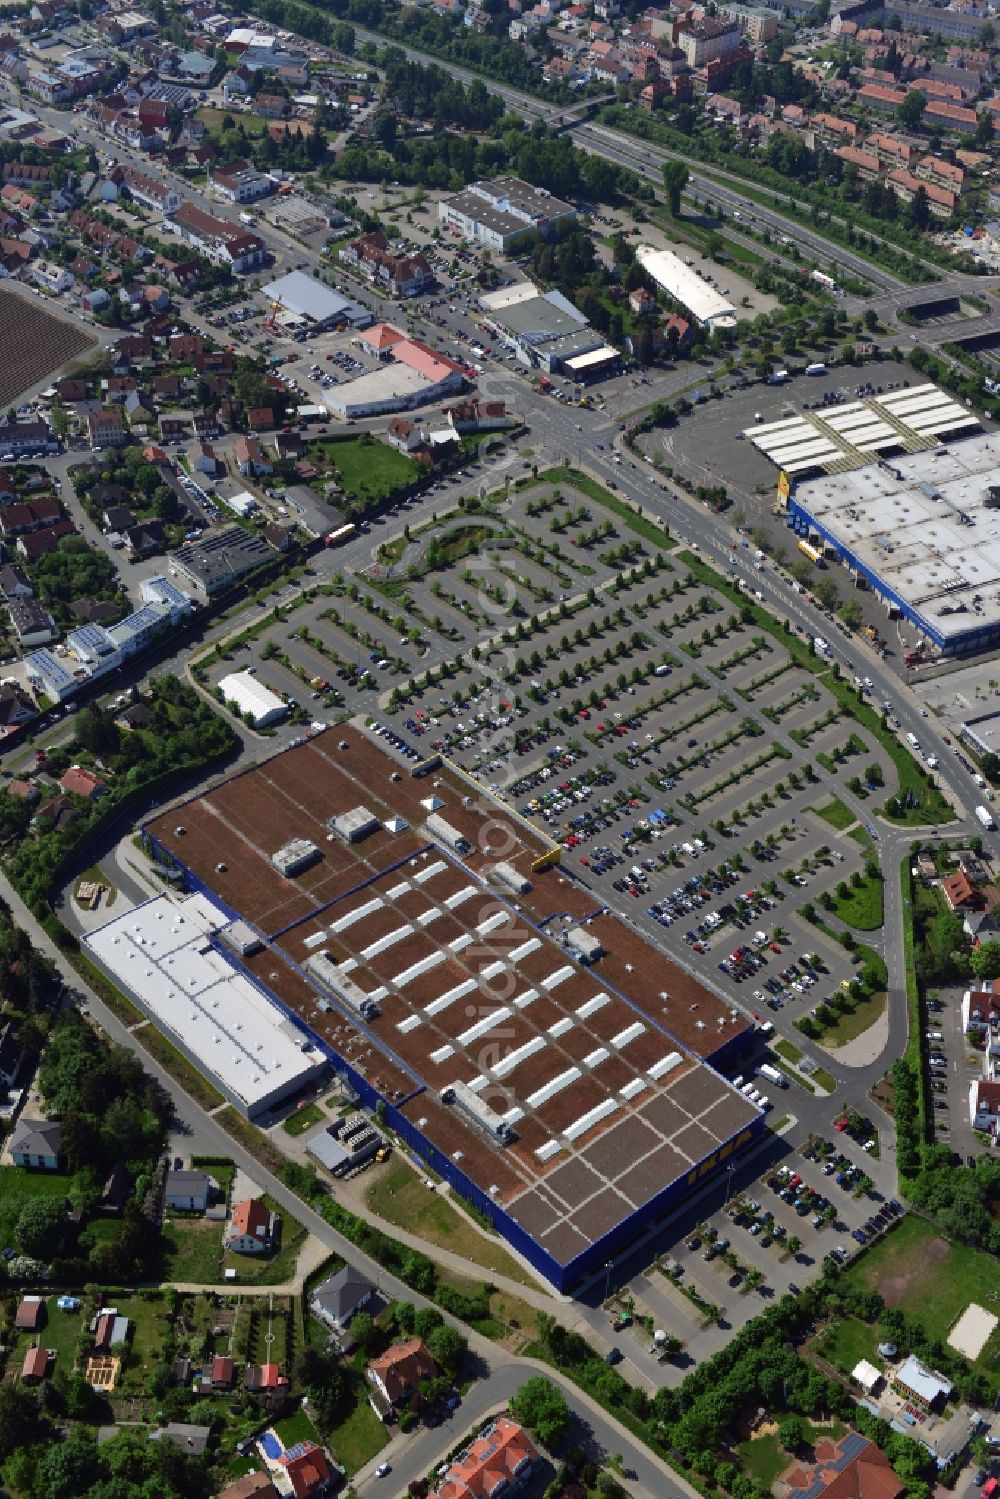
[0,861,709,1499]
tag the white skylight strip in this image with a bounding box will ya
[425,979,477,1016]
[548,1017,574,1038]
[491,1037,546,1079]
[414,860,447,884]
[394,951,445,988]
[397,1015,421,1033]
[445,885,478,908]
[361,925,413,960]
[620,1078,647,1100]
[541,965,574,991]
[576,993,611,1020]
[329,897,383,934]
[457,1007,513,1047]
[611,1022,646,1049]
[648,1052,683,1080]
[477,912,509,937]
[526,1067,581,1109]
[564,1099,618,1141]
[509,938,542,962]
[583,1047,609,1069]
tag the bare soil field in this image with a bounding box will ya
[0,286,95,407]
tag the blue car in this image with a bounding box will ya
[852,1230,868,1244]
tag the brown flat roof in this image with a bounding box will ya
[146,729,758,1263]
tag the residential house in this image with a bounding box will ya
[366,1338,437,1414]
[126,520,166,557]
[0,683,36,729]
[192,441,223,476]
[164,1168,211,1211]
[310,1265,375,1334]
[8,597,57,648]
[158,416,191,445]
[17,520,76,560]
[9,1117,61,1168]
[276,1441,332,1499]
[201,1354,235,1390]
[383,417,423,453]
[59,765,106,800]
[224,1199,278,1255]
[114,702,152,733]
[941,870,982,913]
[970,1077,1000,1136]
[235,436,272,476]
[245,1362,289,1394]
[87,408,130,449]
[102,503,135,533]
[430,1418,539,1499]
[15,1296,45,1331]
[217,1475,280,1499]
[0,499,61,539]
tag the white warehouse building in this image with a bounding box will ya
[635,246,737,331]
[85,892,325,1119]
[218,669,289,727]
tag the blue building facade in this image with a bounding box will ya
[140,825,766,1293]
[785,497,999,658]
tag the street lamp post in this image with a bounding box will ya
[604,1258,613,1303]
[724,1161,736,1207]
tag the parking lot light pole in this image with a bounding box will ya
[723,1161,736,1207]
[604,1259,613,1303]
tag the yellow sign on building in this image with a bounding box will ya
[777,470,791,506]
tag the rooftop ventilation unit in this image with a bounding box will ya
[440,1081,517,1145]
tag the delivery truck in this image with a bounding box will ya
[975,805,996,830]
[758,1062,788,1089]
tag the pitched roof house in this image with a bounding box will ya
[367,1338,437,1409]
[224,1198,278,1255]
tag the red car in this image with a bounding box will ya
[769,942,782,954]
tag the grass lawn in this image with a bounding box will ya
[114,1294,171,1392]
[741,1421,846,1490]
[833,874,884,932]
[162,1218,225,1284]
[814,797,856,831]
[282,1102,325,1137]
[274,1407,321,1448]
[739,1434,791,1490]
[365,1159,537,1286]
[326,1374,389,1473]
[15,1299,85,1378]
[314,436,418,505]
[813,1314,882,1377]
[0,1165,79,1251]
[224,1196,307,1286]
[819,990,887,1048]
[847,1216,1000,1387]
[192,1158,235,1200]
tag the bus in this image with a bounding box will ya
[798,538,826,566]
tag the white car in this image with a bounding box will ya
[375,1464,392,1478]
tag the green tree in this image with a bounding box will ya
[16,1194,69,1258]
[509,1376,570,1446]
[426,1323,468,1376]
[662,161,689,217]
[778,1415,809,1453]
[970,939,1000,979]
[898,89,926,129]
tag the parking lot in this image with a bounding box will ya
[608,1128,902,1383]
[215,473,897,1093]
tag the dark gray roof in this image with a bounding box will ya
[10,1116,61,1154]
[312,1264,373,1322]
